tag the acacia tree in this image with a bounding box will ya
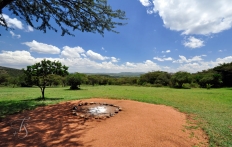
[0,0,127,36]
[23,59,68,100]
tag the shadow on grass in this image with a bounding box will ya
[0,100,46,121]
[21,97,64,101]
[64,88,88,91]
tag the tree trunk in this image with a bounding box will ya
[40,87,45,100]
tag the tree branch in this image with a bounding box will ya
[0,0,14,11]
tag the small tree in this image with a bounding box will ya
[23,59,68,100]
[67,73,87,90]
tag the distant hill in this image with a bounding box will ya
[0,66,23,77]
[84,72,145,77]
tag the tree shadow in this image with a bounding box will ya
[64,88,88,91]
[0,100,46,121]
[0,101,95,146]
[21,97,64,101]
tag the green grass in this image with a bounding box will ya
[0,85,232,146]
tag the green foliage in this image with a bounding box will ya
[9,76,19,87]
[67,73,87,90]
[0,0,127,36]
[171,71,192,88]
[0,73,9,85]
[214,62,232,87]
[190,82,200,88]
[182,83,191,89]
[23,59,68,99]
[139,71,171,86]
[206,83,212,89]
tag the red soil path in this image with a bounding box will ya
[0,98,208,147]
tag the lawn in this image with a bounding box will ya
[0,85,232,146]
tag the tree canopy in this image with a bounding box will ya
[23,59,69,100]
[0,0,127,36]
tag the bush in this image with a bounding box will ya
[190,82,200,88]
[206,83,212,89]
[182,83,191,89]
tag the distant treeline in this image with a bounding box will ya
[1,62,232,89]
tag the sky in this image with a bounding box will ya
[1,0,232,73]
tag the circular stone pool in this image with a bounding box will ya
[71,101,122,119]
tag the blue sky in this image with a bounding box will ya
[1,0,232,73]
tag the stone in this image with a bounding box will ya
[80,114,85,118]
[84,102,88,105]
[118,107,122,111]
[90,102,95,104]
[72,112,78,116]
[115,109,119,113]
[72,106,77,110]
[110,113,115,117]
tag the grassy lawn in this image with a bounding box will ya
[0,85,232,146]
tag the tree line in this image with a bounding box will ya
[1,61,232,90]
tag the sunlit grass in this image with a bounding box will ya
[0,85,232,146]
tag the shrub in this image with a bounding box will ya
[182,83,191,89]
[206,83,212,89]
[190,82,200,88]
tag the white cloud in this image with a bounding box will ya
[111,57,119,63]
[1,49,232,73]
[143,0,232,35]
[173,55,204,63]
[22,40,60,54]
[2,14,23,29]
[183,36,204,48]
[61,46,85,58]
[9,31,21,38]
[0,50,35,67]
[162,50,171,53]
[139,0,151,6]
[86,50,109,60]
[154,57,173,61]
[26,26,34,32]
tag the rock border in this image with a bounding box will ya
[71,101,122,120]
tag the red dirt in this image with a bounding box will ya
[0,98,208,147]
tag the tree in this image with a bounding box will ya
[9,76,19,88]
[0,0,127,36]
[0,70,9,85]
[67,73,87,90]
[23,59,69,100]
[171,71,192,88]
[213,62,232,87]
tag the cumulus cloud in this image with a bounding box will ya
[111,57,119,63]
[183,36,204,48]
[61,46,85,58]
[0,50,35,67]
[86,50,109,60]
[141,0,232,35]
[2,14,23,29]
[22,40,60,54]
[139,0,151,6]
[173,55,204,63]
[1,49,232,73]
[154,57,173,61]
[9,31,21,38]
